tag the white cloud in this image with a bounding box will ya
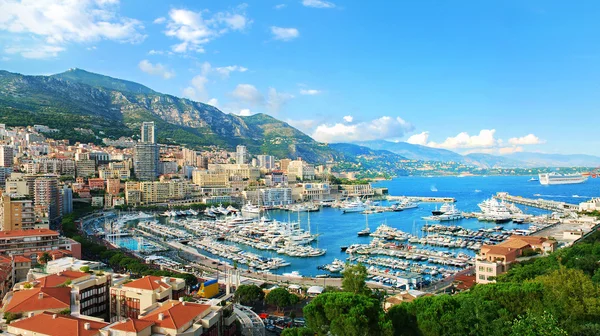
[312,116,414,143]
[302,0,336,8]
[138,60,175,79]
[5,45,65,59]
[343,115,353,123]
[274,4,287,9]
[161,5,251,53]
[271,26,299,41]
[239,108,252,116]
[86,46,97,51]
[267,88,294,114]
[300,89,321,95]
[207,98,219,107]
[183,75,209,101]
[286,119,316,133]
[427,129,498,149]
[499,146,524,155]
[0,0,145,58]
[214,65,248,78]
[153,17,166,24]
[508,134,544,145]
[148,49,164,55]
[231,84,264,105]
[406,131,429,146]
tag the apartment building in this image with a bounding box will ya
[7,312,109,336]
[287,159,315,181]
[207,164,260,180]
[106,178,121,195]
[0,229,81,259]
[476,235,557,284]
[259,188,293,206]
[76,159,97,178]
[0,145,13,167]
[99,168,131,180]
[125,182,141,205]
[134,143,159,181]
[5,173,36,196]
[297,183,331,201]
[193,170,230,188]
[0,194,38,231]
[109,275,186,322]
[34,176,62,225]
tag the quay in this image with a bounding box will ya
[387,196,456,203]
[493,192,578,212]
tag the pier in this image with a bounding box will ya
[387,196,456,203]
[493,192,578,212]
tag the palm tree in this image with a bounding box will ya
[39,252,52,265]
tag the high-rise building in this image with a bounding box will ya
[34,176,61,225]
[134,143,159,181]
[61,185,73,215]
[236,145,248,164]
[257,155,275,169]
[0,146,13,167]
[76,159,96,178]
[0,194,37,231]
[141,121,156,144]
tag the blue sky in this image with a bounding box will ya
[1,0,599,155]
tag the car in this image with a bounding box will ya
[259,313,269,319]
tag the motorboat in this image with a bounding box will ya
[432,203,451,216]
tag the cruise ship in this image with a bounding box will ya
[538,173,588,185]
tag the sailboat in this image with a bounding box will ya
[357,213,371,236]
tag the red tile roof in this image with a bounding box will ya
[9,311,108,336]
[140,301,211,330]
[122,276,174,291]
[34,271,87,288]
[0,229,58,238]
[108,318,155,332]
[4,287,70,313]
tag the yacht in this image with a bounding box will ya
[432,203,451,216]
[539,172,587,185]
[358,213,371,236]
[341,199,367,213]
[478,198,512,223]
[437,205,464,221]
[241,203,261,216]
[399,199,418,210]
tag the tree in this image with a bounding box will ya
[266,288,299,313]
[234,284,265,306]
[39,252,52,264]
[281,327,314,336]
[80,266,90,273]
[511,311,568,336]
[341,263,371,295]
[303,292,392,336]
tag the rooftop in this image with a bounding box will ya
[0,229,59,238]
[8,311,108,336]
[4,287,70,313]
[107,318,155,333]
[122,275,179,291]
[140,300,211,330]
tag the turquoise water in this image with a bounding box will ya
[164,176,600,276]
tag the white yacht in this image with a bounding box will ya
[399,199,418,210]
[478,198,512,223]
[241,203,261,216]
[341,198,367,213]
[432,203,451,216]
[437,205,464,221]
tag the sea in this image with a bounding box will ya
[162,176,600,277]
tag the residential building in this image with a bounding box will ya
[77,159,97,178]
[182,147,198,166]
[125,182,141,205]
[236,145,247,164]
[287,159,315,181]
[265,170,288,187]
[88,178,105,190]
[279,158,291,172]
[339,184,374,197]
[7,312,109,336]
[257,155,275,170]
[6,173,36,196]
[106,178,121,195]
[109,275,186,322]
[99,168,131,180]
[34,176,62,225]
[259,188,293,207]
[0,229,81,259]
[207,164,260,180]
[192,170,229,188]
[138,181,187,204]
[61,186,73,215]
[0,167,12,188]
[135,300,224,336]
[476,235,557,284]
[298,183,331,201]
[159,160,178,175]
[0,194,37,231]
[0,145,13,167]
[134,143,159,181]
[2,287,71,316]
[141,121,156,144]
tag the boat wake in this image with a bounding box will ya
[430,185,438,192]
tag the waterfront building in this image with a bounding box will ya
[109,275,185,322]
[257,155,275,170]
[134,143,159,181]
[297,183,331,201]
[0,195,37,231]
[339,183,374,197]
[0,145,13,167]
[476,235,557,284]
[265,170,288,187]
[287,159,315,181]
[34,176,61,225]
[259,187,293,206]
[193,170,230,188]
[139,181,188,204]
[236,145,248,164]
[141,121,156,144]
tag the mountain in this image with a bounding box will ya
[0,69,336,162]
[463,153,526,168]
[354,140,465,162]
[504,152,600,168]
[328,143,410,176]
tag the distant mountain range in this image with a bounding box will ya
[355,140,600,168]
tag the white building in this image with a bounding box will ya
[259,188,293,206]
[236,145,248,164]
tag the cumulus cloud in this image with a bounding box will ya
[160,5,251,53]
[239,108,252,116]
[343,116,353,123]
[153,17,166,24]
[138,60,175,79]
[267,88,294,114]
[499,146,524,155]
[286,119,317,133]
[0,0,145,58]
[183,62,248,103]
[231,84,264,105]
[302,0,336,8]
[214,65,248,78]
[508,134,544,145]
[271,26,299,41]
[406,131,430,146]
[274,4,287,9]
[207,98,219,107]
[300,89,321,95]
[426,129,498,149]
[312,116,414,143]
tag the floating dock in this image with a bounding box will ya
[387,196,456,203]
[493,192,578,212]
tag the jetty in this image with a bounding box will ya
[493,192,578,212]
[387,196,456,203]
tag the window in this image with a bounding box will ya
[486,267,493,272]
[479,275,486,280]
